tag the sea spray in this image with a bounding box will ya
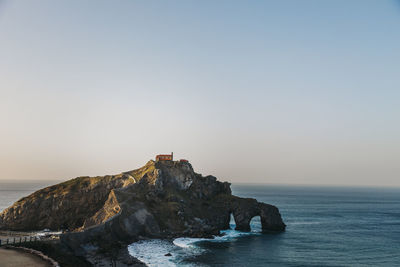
[128,228,261,266]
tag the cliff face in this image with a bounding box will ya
[0,160,285,255]
[0,172,137,230]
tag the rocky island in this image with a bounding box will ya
[0,158,285,266]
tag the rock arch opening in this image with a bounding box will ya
[229,213,236,230]
[249,215,262,232]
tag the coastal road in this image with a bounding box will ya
[0,248,51,267]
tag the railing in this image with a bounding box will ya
[0,236,41,247]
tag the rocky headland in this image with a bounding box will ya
[0,160,285,265]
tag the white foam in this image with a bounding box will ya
[128,239,177,267]
[35,230,62,237]
[173,237,210,248]
[172,228,261,249]
[217,229,261,241]
[129,227,261,266]
[128,239,206,267]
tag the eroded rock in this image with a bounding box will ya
[0,159,285,257]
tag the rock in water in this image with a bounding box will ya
[0,160,285,255]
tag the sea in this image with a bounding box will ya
[1,181,400,266]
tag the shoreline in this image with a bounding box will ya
[0,229,147,267]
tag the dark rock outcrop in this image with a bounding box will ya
[0,160,285,258]
[231,198,285,232]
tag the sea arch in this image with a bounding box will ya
[230,198,285,232]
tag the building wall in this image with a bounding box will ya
[156,155,173,161]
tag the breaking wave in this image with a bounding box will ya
[128,224,261,266]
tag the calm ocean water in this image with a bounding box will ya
[0,180,60,212]
[1,181,400,266]
[191,184,400,267]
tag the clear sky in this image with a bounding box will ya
[0,0,399,186]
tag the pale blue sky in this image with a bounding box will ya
[0,0,399,186]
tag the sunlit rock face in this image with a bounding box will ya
[0,159,285,255]
[0,173,135,231]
